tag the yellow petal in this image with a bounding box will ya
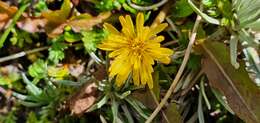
[140,64,148,85]
[119,16,134,38]
[140,27,150,41]
[109,50,130,77]
[109,48,128,58]
[157,57,171,64]
[147,23,168,38]
[115,61,132,87]
[132,68,140,86]
[104,23,120,35]
[136,13,144,37]
[142,52,155,65]
[125,15,135,37]
[148,48,173,64]
[98,42,122,51]
[149,36,165,43]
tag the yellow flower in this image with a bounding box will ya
[99,13,173,88]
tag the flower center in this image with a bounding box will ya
[129,38,145,53]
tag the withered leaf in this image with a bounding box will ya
[68,12,111,32]
[69,82,98,116]
[0,1,17,30]
[68,63,85,78]
[17,17,47,33]
[45,12,110,37]
[201,41,260,123]
[0,1,17,15]
[92,64,106,81]
[41,0,71,24]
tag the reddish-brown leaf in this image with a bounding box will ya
[68,12,111,32]
[0,1,17,30]
[68,82,98,116]
[201,41,260,123]
[17,17,47,33]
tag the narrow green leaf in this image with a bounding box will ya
[112,99,119,123]
[121,105,134,123]
[230,35,240,69]
[0,4,29,48]
[198,92,205,123]
[188,0,220,25]
[200,77,211,110]
[211,88,234,114]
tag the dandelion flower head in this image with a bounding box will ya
[99,13,173,88]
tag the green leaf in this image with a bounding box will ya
[229,35,239,69]
[211,88,234,114]
[112,99,119,123]
[26,112,38,123]
[33,0,48,16]
[0,3,29,48]
[198,92,205,123]
[81,29,107,52]
[48,42,67,64]
[201,41,260,123]
[173,0,194,17]
[121,105,134,123]
[125,98,149,119]
[28,59,47,80]
[188,0,220,25]
[64,30,82,43]
[187,54,201,70]
[202,0,215,7]
[42,0,71,23]
[233,0,260,29]
[200,77,211,110]
[164,103,183,123]
[21,73,42,96]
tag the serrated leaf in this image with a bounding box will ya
[28,59,47,79]
[48,42,67,64]
[81,29,107,52]
[201,41,260,123]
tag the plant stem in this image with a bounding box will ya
[127,0,168,11]
[149,90,170,123]
[0,4,29,48]
[0,46,49,63]
[145,13,202,123]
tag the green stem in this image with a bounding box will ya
[0,4,29,48]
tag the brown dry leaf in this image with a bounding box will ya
[0,1,17,15]
[69,82,98,116]
[17,17,47,33]
[71,0,80,6]
[40,0,110,37]
[0,1,17,30]
[41,0,71,24]
[68,63,85,78]
[132,90,157,109]
[46,11,111,37]
[68,11,111,32]
[92,64,106,81]
[201,41,260,123]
